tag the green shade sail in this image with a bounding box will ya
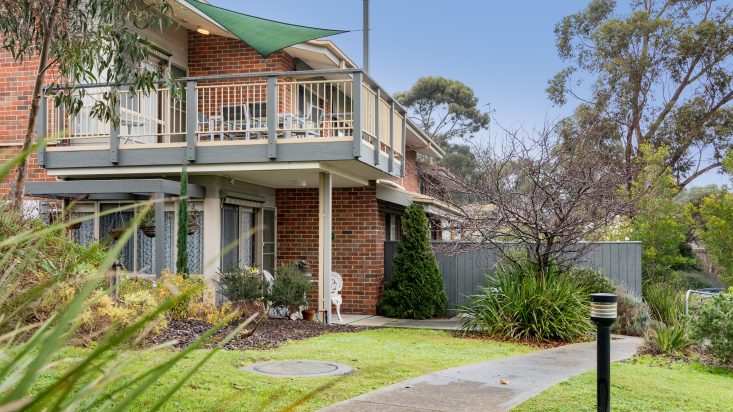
[186,0,347,57]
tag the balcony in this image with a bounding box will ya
[39,69,407,178]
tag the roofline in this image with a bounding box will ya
[303,40,358,69]
[406,119,445,158]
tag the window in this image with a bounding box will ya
[262,209,276,274]
[72,201,203,274]
[221,203,263,271]
[385,213,401,241]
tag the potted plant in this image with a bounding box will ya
[139,210,156,237]
[187,209,201,235]
[270,264,313,319]
[65,212,83,230]
[302,304,315,321]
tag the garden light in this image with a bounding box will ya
[589,293,617,412]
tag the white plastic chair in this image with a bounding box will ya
[331,271,343,321]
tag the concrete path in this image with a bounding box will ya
[322,335,643,412]
[333,314,463,330]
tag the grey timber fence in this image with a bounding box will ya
[383,241,642,313]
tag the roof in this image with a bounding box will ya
[181,0,346,57]
[375,180,463,218]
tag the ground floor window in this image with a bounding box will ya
[221,202,276,274]
[68,201,203,274]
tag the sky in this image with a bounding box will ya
[214,0,727,187]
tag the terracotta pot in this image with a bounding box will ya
[302,308,315,321]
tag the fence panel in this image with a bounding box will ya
[383,241,642,313]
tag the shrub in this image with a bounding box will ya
[78,289,167,345]
[644,283,684,326]
[0,204,106,328]
[690,288,733,365]
[379,204,447,319]
[565,267,615,294]
[611,289,651,337]
[698,192,733,285]
[460,259,594,342]
[155,272,233,322]
[668,270,713,291]
[643,322,693,356]
[218,266,269,303]
[270,264,312,308]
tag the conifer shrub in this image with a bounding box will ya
[379,204,447,319]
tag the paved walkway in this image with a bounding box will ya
[322,335,643,412]
[333,314,463,330]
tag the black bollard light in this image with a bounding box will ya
[590,293,617,412]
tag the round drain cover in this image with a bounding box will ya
[241,360,353,377]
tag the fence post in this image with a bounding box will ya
[186,80,197,162]
[267,76,277,160]
[352,72,362,158]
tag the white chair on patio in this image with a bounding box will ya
[331,271,343,321]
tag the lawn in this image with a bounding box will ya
[38,328,534,411]
[515,355,733,412]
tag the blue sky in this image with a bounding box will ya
[214,0,726,187]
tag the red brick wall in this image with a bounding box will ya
[389,149,420,193]
[187,31,295,76]
[276,182,386,314]
[0,49,56,195]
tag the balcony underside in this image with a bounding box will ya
[43,139,400,182]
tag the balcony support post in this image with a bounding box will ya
[186,81,197,162]
[267,76,278,160]
[401,111,407,177]
[36,89,47,166]
[109,87,121,164]
[374,88,380,165]
[352,72,362,158]
[388,101,395,173]
[153,192,165,278]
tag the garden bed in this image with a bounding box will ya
[150,318,367,350]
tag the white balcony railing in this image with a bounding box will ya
[43,69,405,166]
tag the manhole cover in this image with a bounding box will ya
[241,360,353,377]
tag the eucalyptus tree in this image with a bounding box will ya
[0,0,174,210]
[549,0,733,189]
[395,77,490,178]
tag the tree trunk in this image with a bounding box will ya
[11,0,60,211]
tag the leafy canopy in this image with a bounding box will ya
[396,77,489,178]
[395,77,489,145]
[550,0,733,189]
[698,191,733,285]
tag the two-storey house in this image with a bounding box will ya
[1,0,453,319]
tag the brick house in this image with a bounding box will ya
[0,1,454,319]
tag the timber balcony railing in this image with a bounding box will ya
[40,69,407,174]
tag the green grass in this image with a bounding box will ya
[515,355,733,412]
[37,328,534,411]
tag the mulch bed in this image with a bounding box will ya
[452,331,576,349]
[150,318,367,350]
